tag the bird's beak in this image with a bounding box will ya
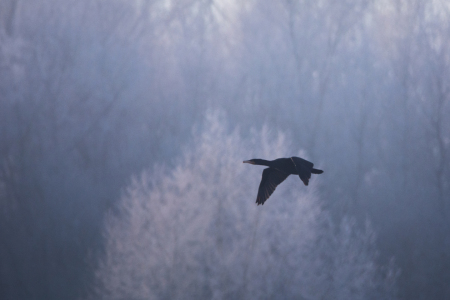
[243,160,254,164]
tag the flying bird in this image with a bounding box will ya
[243,157,323,205]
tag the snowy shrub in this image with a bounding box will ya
[90,111,398,300]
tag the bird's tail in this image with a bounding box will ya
[311,168,323,174]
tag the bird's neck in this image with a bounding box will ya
[252,159,272,167]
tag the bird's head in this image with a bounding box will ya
[243,159,269,165]
[243,159,271,167]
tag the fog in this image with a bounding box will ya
[0,0,449,299]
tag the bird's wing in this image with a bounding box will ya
[291,157,313,186]
[256,168,289,205]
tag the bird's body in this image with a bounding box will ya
[243,157,323,205]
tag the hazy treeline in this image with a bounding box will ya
[90,113,397,300]
[0,0,449,299]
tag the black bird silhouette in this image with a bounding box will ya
[243,157,323,205]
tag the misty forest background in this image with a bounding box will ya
[1,0,449,299]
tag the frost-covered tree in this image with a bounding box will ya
[91,111,397,300]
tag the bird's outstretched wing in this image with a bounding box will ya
[291,157,313,186]
[256,168,289,205]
